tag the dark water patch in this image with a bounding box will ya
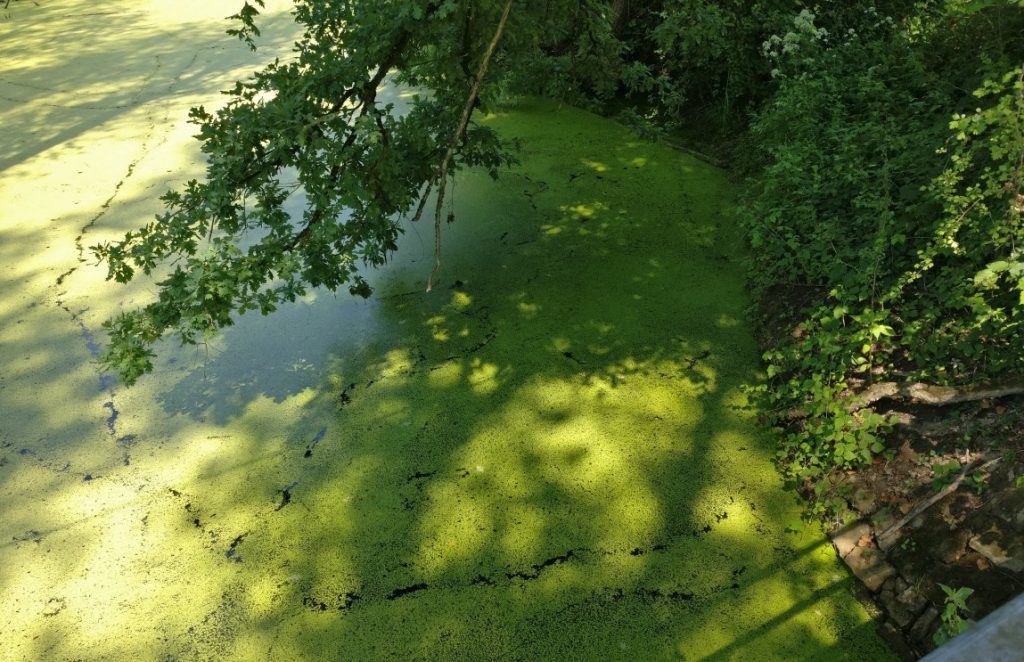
[684,349,712,371]
[275,481,298,511]
[635,588,695,603]
[83,331,101,358]
[225,532,248,563]
[103,401,119,435]
[337,592,361,611]
[55,301,114,392]
[629,543,668,557]
[407,470,436,482]
[471,575,495,587]
[14,446,87,479]
[184,502,202,528]
[302,596,328,612]
[561,351,585,368]
[12,529,42,545]
[386,583,429,601]
[506,549,578,581]
[83,473,93,481]
[304,427,327,458]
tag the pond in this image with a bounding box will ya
[0,2,892,659]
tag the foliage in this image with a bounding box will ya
[933,583,974,645]
[931,460,961,490]
[92,0,1024,517]
[739,3,1024,489]
[93,0,629,384]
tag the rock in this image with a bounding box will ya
[909,605,939,644]
[879,581,920,628]
[897,585,928,615]
[969,529,1024,573]
[879,586,896,612]
[872,507,896,532]
[844,545,897,592]
[879,575,907,596]
[988,488,1024,529]
[888,602,918,629]
[880,586,929,631]
[877,620,915,660]
[933,528,971,564]
[832,521,872,559]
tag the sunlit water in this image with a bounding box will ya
[0,2,892,659]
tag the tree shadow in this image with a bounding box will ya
[2,79,893,657]
[116,102,890,658]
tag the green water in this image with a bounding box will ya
[160,101,888,659]
[0,3,891,655]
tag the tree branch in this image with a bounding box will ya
[418,0,515,292]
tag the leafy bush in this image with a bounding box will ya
[737,5,1024,490]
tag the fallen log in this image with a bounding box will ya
[780,379,1024,421]
[846,380,1024,412]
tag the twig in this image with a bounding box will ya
[421,0,513,292]
[877,454,1002,550]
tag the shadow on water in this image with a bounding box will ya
[0,3,893,653]
[133,102,891,658]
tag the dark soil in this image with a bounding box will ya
[828,394,1024,658]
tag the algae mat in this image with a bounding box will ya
[0,3,891,660]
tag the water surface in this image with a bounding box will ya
[0,3,891,659]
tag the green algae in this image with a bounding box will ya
[164,100,892,660]
[0,8,893,653]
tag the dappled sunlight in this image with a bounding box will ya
[667,535,873,659]
[0,9,890,652]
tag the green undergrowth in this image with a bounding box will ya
[736,6,1024,506]
[166,100,892,659]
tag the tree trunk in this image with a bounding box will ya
[611,0,629,33]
